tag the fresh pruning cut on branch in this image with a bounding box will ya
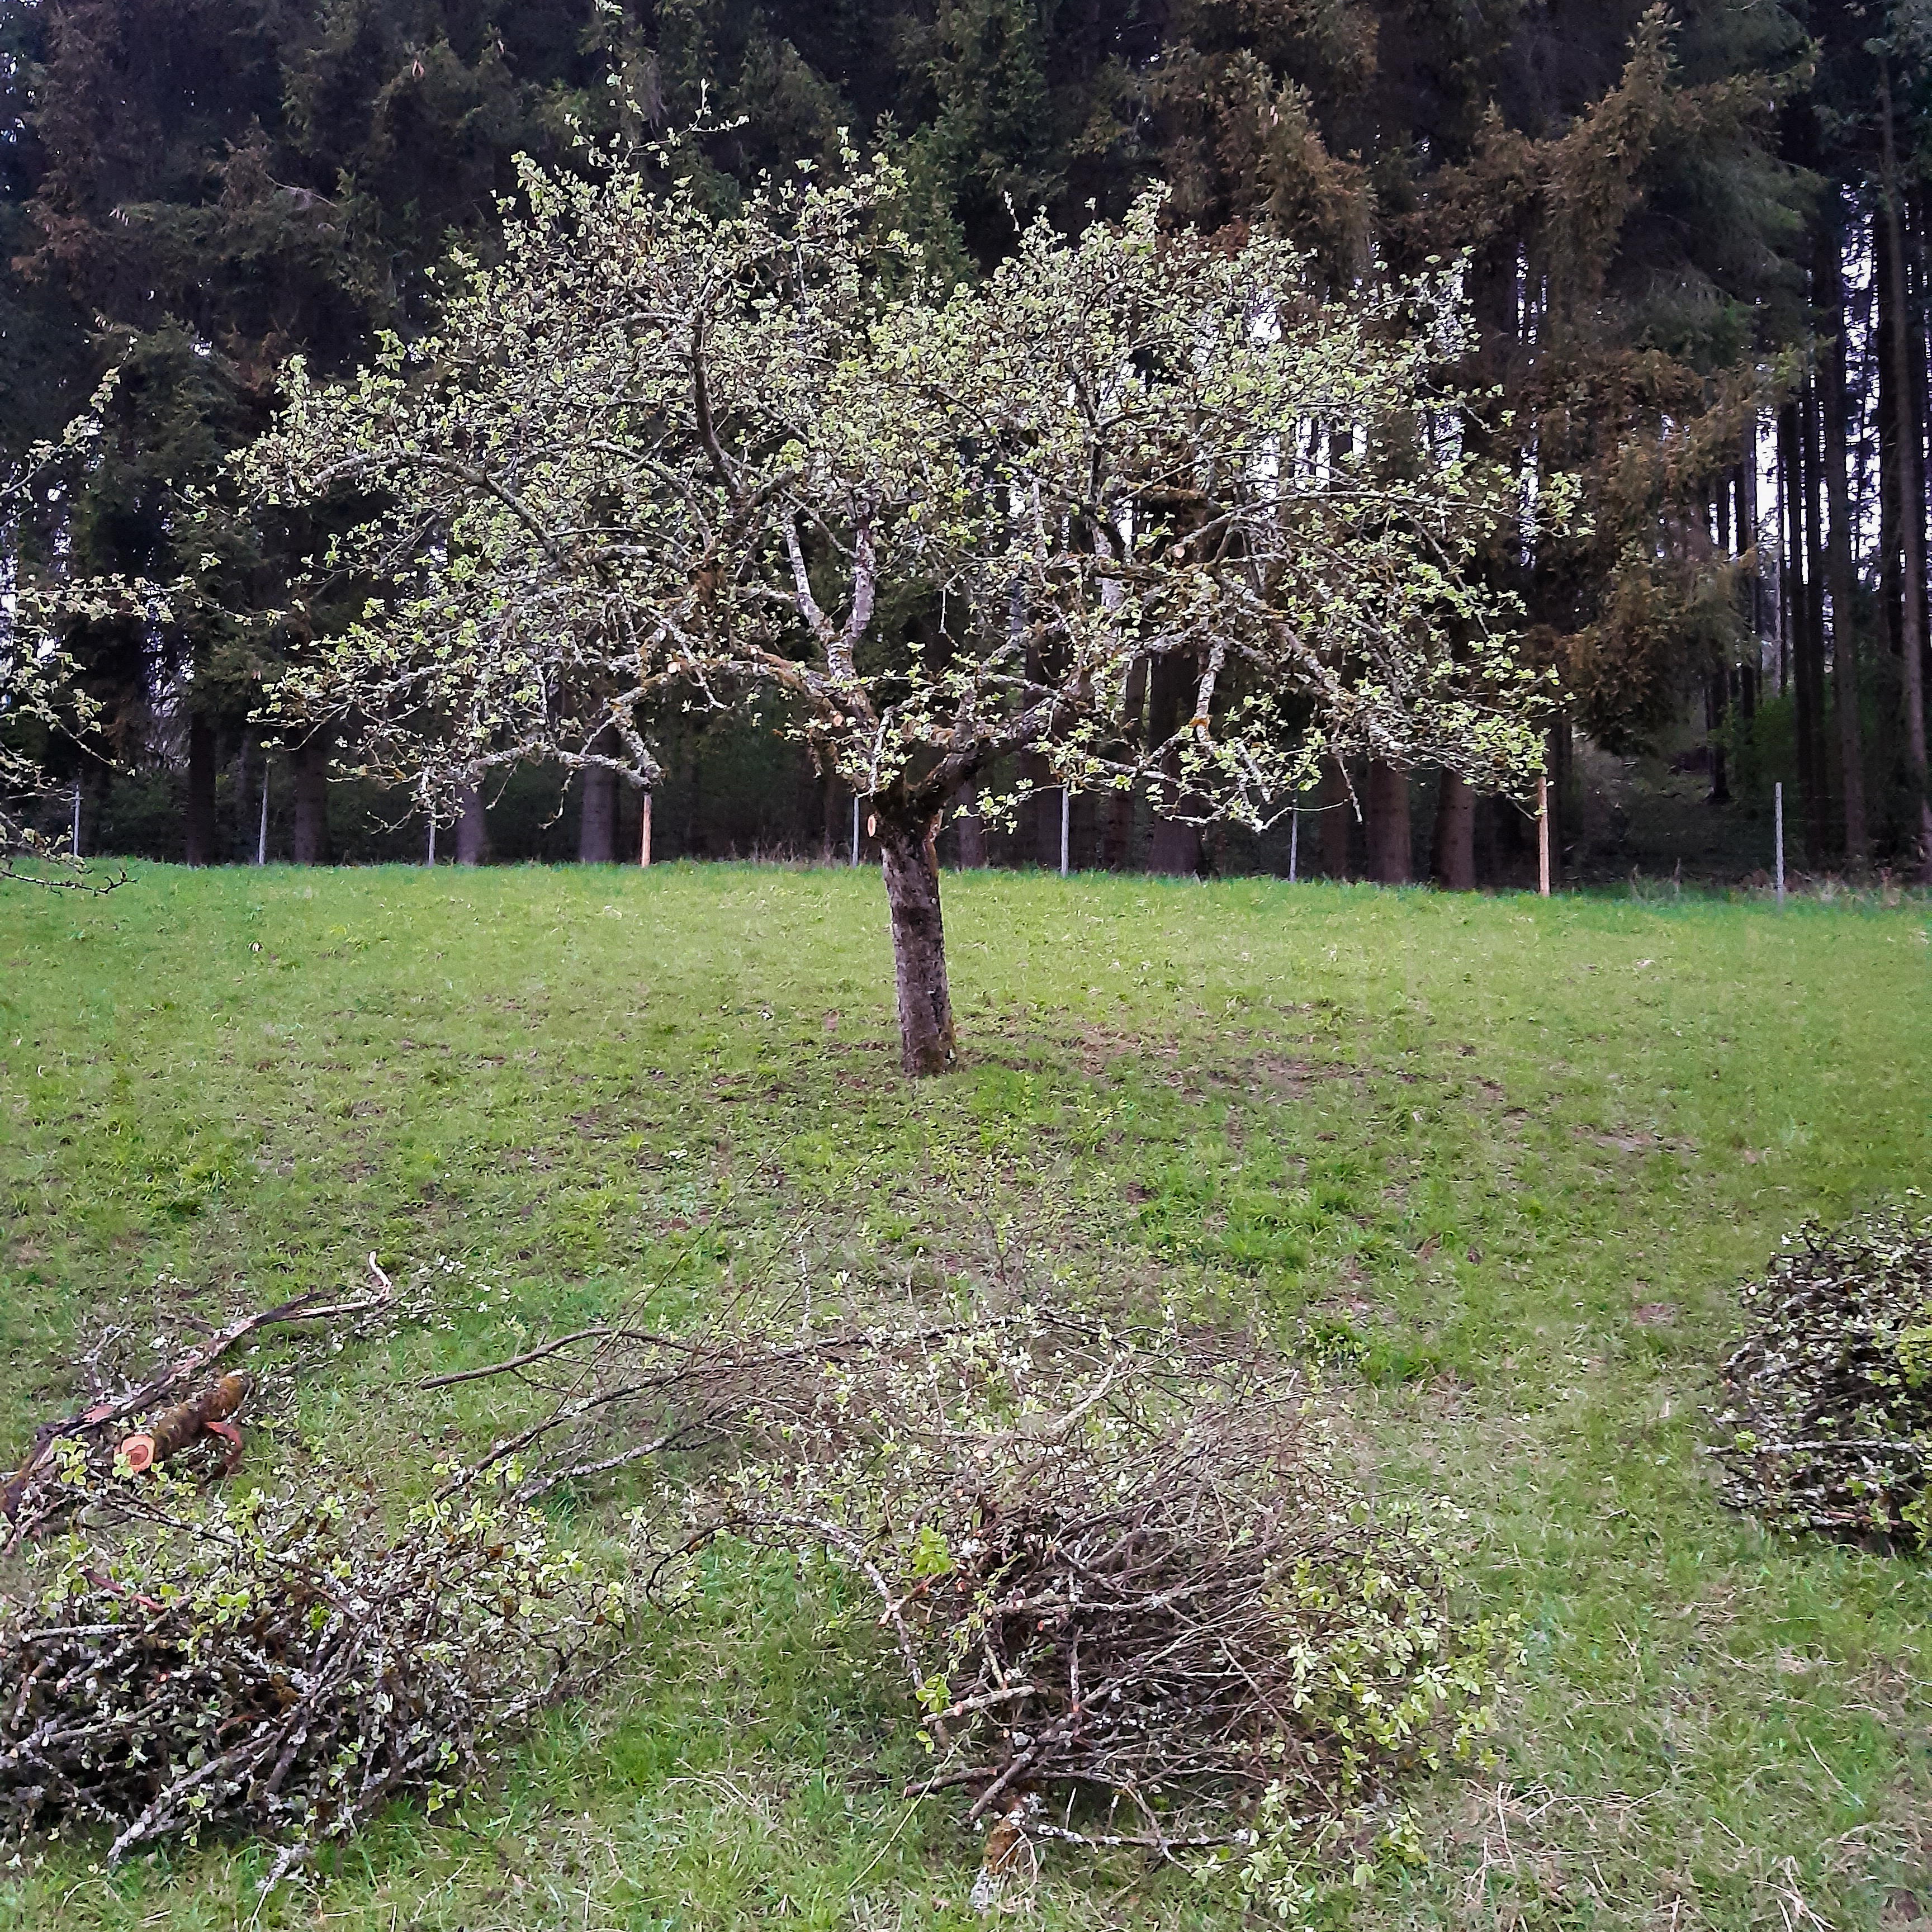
[253,135,1568,1072]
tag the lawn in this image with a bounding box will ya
[1,863,1928,1930]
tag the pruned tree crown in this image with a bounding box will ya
[253,136,1565,830]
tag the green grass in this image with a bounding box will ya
[2,862,1929,1930]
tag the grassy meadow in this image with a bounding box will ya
[1,861,1929,1930]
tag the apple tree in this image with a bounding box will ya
[253,141,1560,1073]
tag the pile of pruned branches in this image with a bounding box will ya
[444,1298,1510,1867]
[2,1271,1509,1899]
[697,1320,1513,1864]
[1715,1203,1932,1547]
[0,1464,626,1890]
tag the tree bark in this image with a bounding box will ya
[1365,760,1411,883]
[1431,770,1475,889]
[878,814,956,1077]
[184,711,216,867]
[291,739,332,865]
[454,782,487,865]
[1881,70,1932,880]
[1779,399,1821,863]
[1320,759,1353,878]
[579,758,617,863]
[1819,191,1868,868]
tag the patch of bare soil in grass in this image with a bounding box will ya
[1002,1020,1373,1107]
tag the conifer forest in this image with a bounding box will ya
[2,0,1930,888]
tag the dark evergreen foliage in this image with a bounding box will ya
[2,0,1928,876]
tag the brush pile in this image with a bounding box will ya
[1715,1203,1932,1547]
[677,1314,1513,1859]
[0,1273,1509,1897]
[443,1294,1511,1858]
[0,1467,626,1890]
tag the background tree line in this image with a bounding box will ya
[2,0,1929,883]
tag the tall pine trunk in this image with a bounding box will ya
[1740,433,1763,666]
[1802,366,1835,858]
[184,712,216,867]
[1775,411,1792,695]
[1881,71,1932,879]
[1779,400,1821,863]
[291,740,331,865]
[235,736,253,861]
[1365,761,1411,883]
[1819,192,1868,867]
[1877,204,1906,673]
[877,813,956,1076]
[1431,770,1475,889]
[1710,483,1732,806]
